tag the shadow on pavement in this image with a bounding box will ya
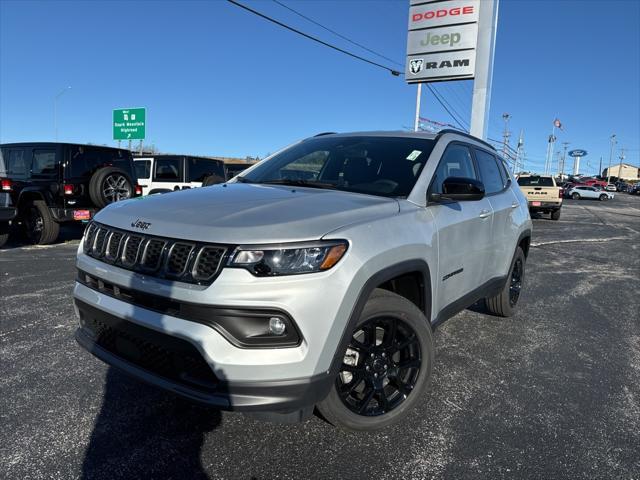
[81,367,221,480]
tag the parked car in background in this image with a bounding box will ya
[581,178,608,188]
[568,186,614,201]
[0,143,141,245]
[605,184,616,192]
[517,174,563,220]
[134,155,226,195]
[224,162,254,179]
[629,184,640,195]
[0,151,17,248]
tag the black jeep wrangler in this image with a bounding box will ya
[0,143,140,246]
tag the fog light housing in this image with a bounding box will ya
[269,317,286,336]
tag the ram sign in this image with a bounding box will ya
[406,0,480,83]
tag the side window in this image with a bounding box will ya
[187,158,225,182]
[134,160,151,179]
[153,157,183,182]
[475,149,506,194]
[32,149,59,178]
[6,149,29,178]
[430,144,476,195]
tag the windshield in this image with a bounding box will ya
[240,136,436,198]
[517,176,554,187]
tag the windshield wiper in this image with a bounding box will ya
[259,179,338,190]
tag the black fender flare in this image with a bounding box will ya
[17,188,52,209]
[327,259,432,379]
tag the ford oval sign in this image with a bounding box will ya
[568,149,588,157]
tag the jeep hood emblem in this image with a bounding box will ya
[131,219,151,230]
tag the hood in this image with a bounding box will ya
[94,183,399,243]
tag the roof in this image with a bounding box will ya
[0,142,125,151]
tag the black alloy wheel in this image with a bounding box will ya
[337,316,421,416]
[509,257,524,307]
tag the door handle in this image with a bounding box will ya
[479,209,492,219]
[511,202,519,208]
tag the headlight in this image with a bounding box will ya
[229,241,348,276]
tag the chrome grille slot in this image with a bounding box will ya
[83,223,98,253]
[121,235,143,267]
[192,246,226,281]
[140,239,166,271]
[92,227,108,256]
[104,231,123,262]
[83,222,226,285]
[166,243,194,277]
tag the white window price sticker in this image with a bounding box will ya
[406,150,422,161]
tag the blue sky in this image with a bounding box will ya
[1,0,638,175]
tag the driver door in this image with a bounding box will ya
[428,143,494,313]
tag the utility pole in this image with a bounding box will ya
[560,142,570,178]
[598,156,602,177]
[515,129,524,173]
[501,113,511,158]
[618,148,626,181]
[607,134,617,184]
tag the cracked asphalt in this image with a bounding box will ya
[1,194,639,479]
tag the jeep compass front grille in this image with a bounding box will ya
[82,222,227,285]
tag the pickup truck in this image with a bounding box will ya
[517,174,562,220]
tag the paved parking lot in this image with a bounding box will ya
[1,195,639,479]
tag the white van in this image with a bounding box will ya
[134,155,226,195]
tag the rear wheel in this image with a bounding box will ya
[599,194,608,201]
[551,209,561,221]
[23,200,59,245]
[572,192,580,200]
[0,232,8,248]
[317,289,434,431]
[485,247,526,317]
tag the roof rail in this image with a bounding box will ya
[436,129,496,151]
[314,132,337,137]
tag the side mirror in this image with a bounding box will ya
[431,177,485,202]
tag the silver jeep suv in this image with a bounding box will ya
[74,130,532,431]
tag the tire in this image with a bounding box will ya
[23,200,59,245]
[571,192,580,200]
[317,289,434,431]
[485,247,526,317]
[202,174,225,187]
[551,209,561,221]
[0,232,8,248]
[599,194,608,201]
[89,167,134,209]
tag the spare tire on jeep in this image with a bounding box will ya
[89,167,134,208]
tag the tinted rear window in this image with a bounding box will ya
[517,176,554,187]
[68,146,134,179]
[135,160,151,179]
[186,157,225,182]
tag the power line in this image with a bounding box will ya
[428,85,469,131]
[271,0,403,67]
[226,0,401,76]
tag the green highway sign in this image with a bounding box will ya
[113,108,146,140]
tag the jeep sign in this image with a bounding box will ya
[406,0,480,83]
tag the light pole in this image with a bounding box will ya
[502,113,511,159]
[607,134,616,184]
[54,86,71,141]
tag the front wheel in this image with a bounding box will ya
[317,289,434,431]
[599,194,608,201]
[572,192,580,200]
[485,247,526,317]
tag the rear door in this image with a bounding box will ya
[150,156,185,193]
[473,148,518,280]
[185,157,226,188]
[428,142,494,311]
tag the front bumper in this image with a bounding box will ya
[75,297,333,413]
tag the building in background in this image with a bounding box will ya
[602,163,640,181]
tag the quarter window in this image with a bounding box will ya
[430,144,476,195]
[187,158,225,183]
[32,150,58,177]
[5,149,28,178]
[134,160,151,179]
[475,149,505,194]
[154,157,183,182]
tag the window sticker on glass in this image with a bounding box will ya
[406,150,422,161]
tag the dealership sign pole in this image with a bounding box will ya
[406,0,498,139]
